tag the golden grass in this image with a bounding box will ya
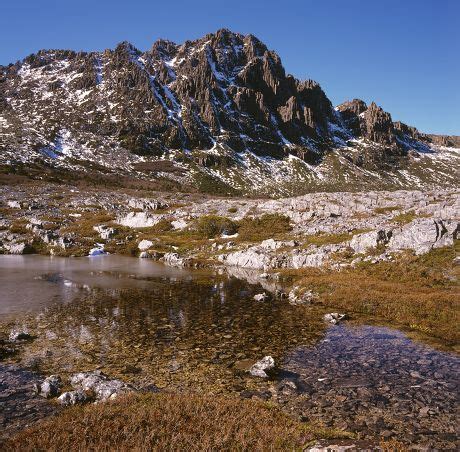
[290,244,460,345]
[373,206,401,214]
[4,392,352,451]
[390,210,426,225]
[237,214,292,242]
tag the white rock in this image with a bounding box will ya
[7,200,21,209]
[249,356,275,378]
[58,390,88,406]
[324,313,346,324]
[35,375,62,398]
[88,245,107,256]
[70,371,133,401]
[349,230,392,254]
[117,212,163,228]
[253,293,268,302]
[138,239,154,251]
[171,219,188,230]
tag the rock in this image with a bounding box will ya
[7,200,21,209]
[349,230,392,254]
[253,292,268,301]
[162,252,190,267]
[70,371,134,401]
[389,219,458,255]
[58,390,89,406]
[138,239,154,251]
[288,287,319,305]
[4,242,32,255]
[93,225,117,239]
[171,219,188,230]
[35,375,62,398]
[324,313,346,324]
[128,199,168,211]
[139,251,151,259]
[117,212,163,228]
[9,329,32,341]
[88,245,107,256]
[249,356,275,378]
[219,248,272,269]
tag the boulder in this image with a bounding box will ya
[58,390,89,406]
[88,245,107,256]
[9,329,32,341]
[253,293,268,302]
[162,252,190,267]
[128,199,168,211]
[35,375,62,398]
[389,219,458,255]
[4,242,32,255]
[93,225,117,239]
[349,230,392,254]
[324,313,346,324]
[219,248,272,269]
[138,239,154,251]
[249,356,275,378]
[117,212,163,228]
[70,371,134,401]
[288,287,319,305]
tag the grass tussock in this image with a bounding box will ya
[301,230,369,248]
[194,215,238,239]
[292,244,460,345]
[390,210,426,225]
[373,206,401,215]
[4,392,352,451]
[237,213,292,242]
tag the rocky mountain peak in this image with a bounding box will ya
[0,29,458,195]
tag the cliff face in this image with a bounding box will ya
[0,29,458,195]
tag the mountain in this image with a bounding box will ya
[0,29,458,195]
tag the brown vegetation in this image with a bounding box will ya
[237,213,292,242]
[4,392,351,451]
[289,243,460,346]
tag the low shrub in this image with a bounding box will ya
[237,214,292,242]
[194,215,238,238]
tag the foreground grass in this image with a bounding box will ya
[289,244,460,346]
[4,393,352,451]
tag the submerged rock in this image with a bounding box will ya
[249,356,275,378]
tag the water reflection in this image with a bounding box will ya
[0,255,190,316]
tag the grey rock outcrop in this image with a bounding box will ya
[70,371,134,401]
[34,375,62,398]
[58,389,89,406]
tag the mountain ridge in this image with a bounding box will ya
[0,28,458,195]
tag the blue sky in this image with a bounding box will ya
[1,0,459,134]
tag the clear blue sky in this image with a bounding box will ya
[1,0,459,134]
